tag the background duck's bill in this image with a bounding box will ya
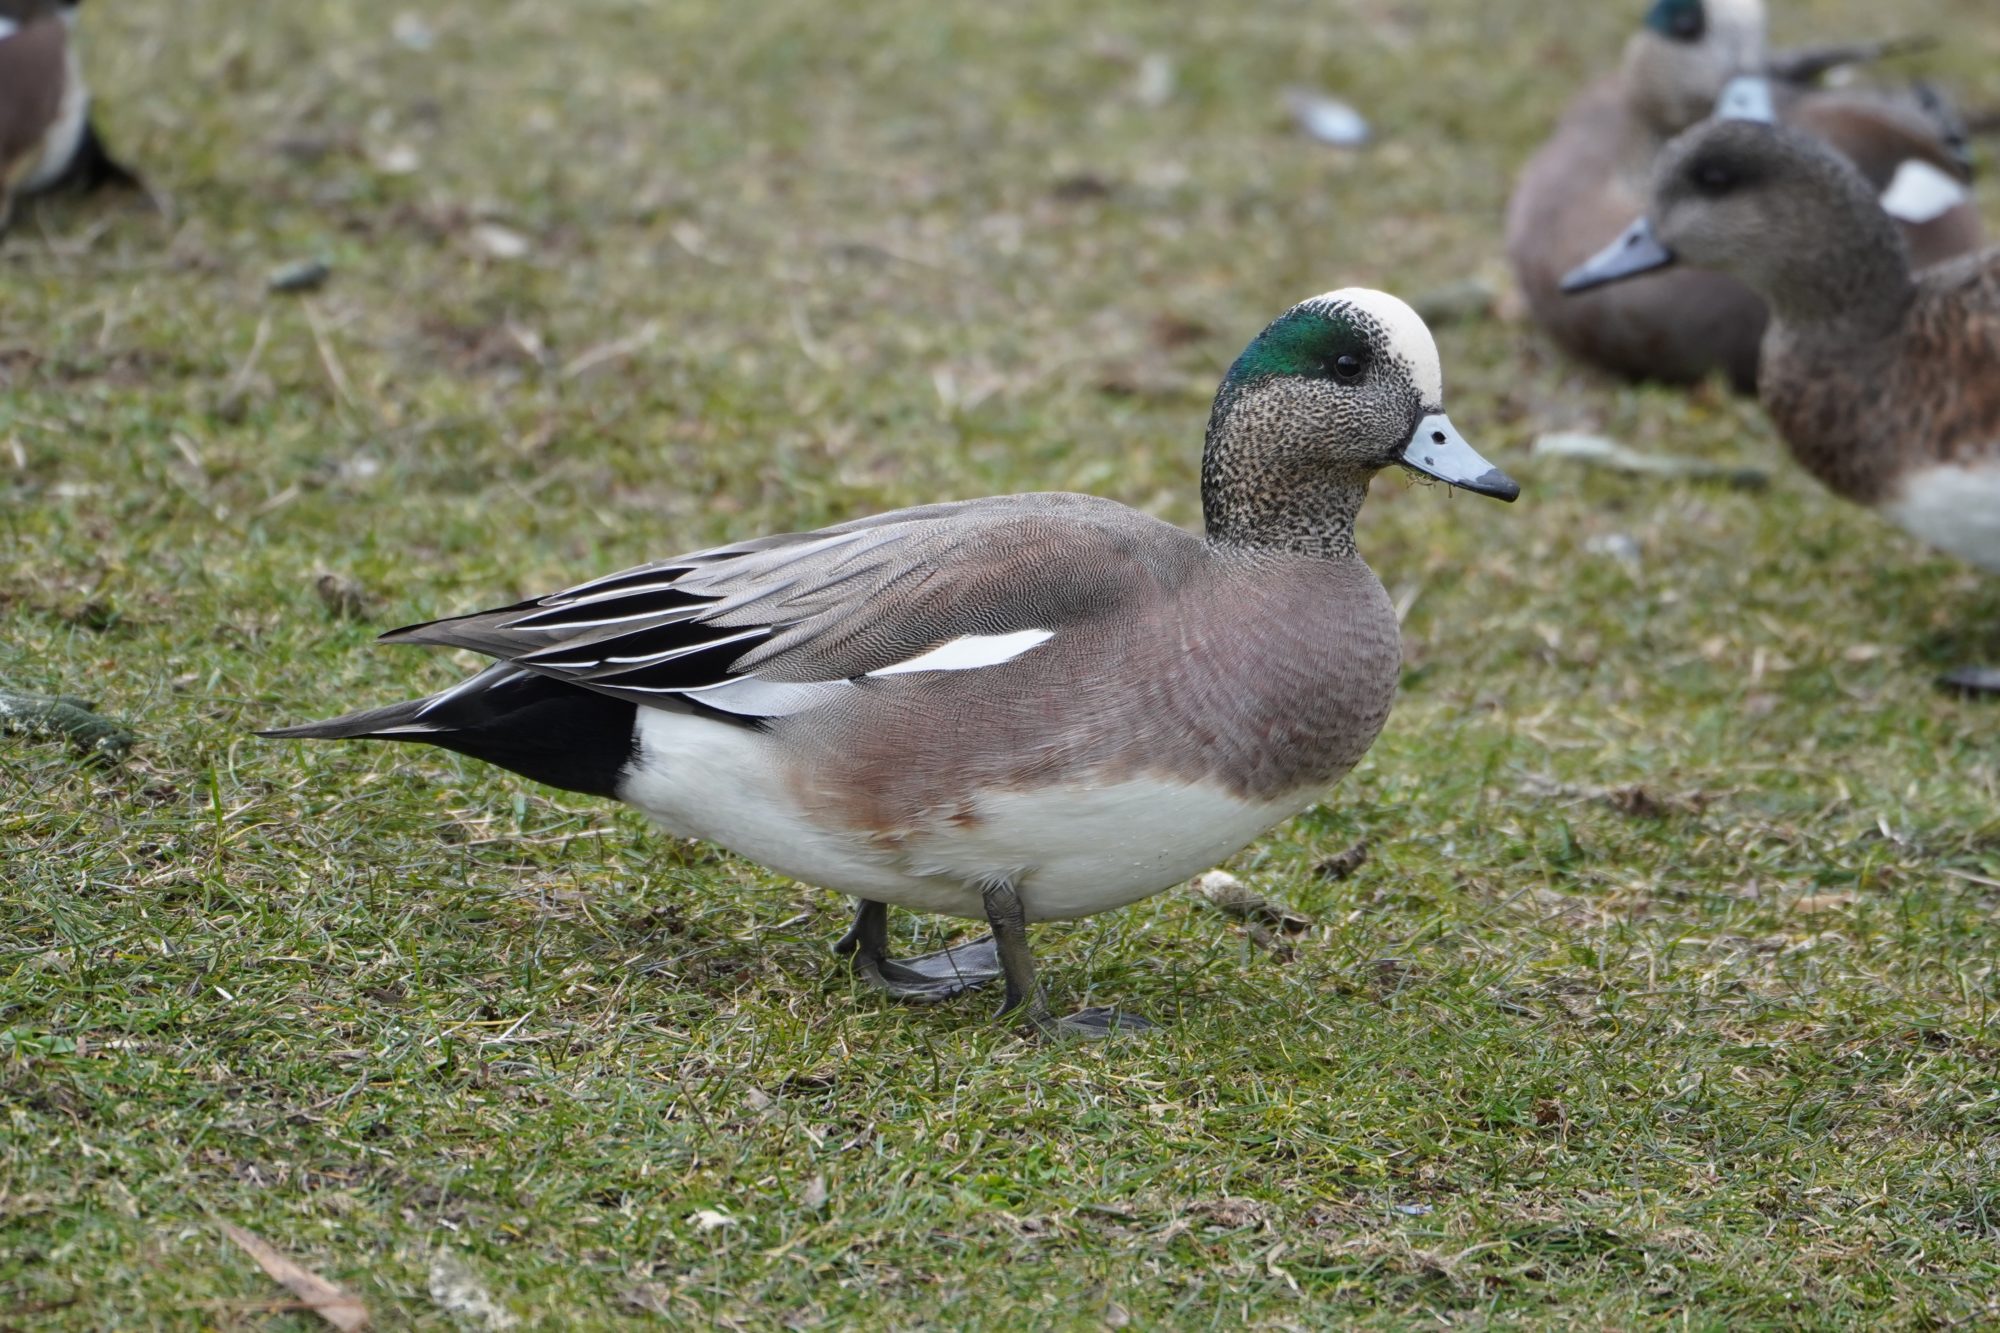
[1714,75,1777,124]
[1401,414,1520,501]
[1560,216,1677,292]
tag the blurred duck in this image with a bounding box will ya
[1564,100,2000,692]
[0,0,134,235]
[1507,0,1982,391]
[262,291,1520,1037]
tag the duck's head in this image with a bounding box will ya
[1625,0,1767,133]
[1560,114,1899,313]
[1203,289,1516,551]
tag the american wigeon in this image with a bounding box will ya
[0,0,133,235]
[1563,111,2000,690]
[264,290,1521,1037]
[1507,0,1982,391]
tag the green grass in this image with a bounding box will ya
[5,0,2000,1326]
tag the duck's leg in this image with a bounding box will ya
[980,879,1154,1040]
[832,899,1001,1002]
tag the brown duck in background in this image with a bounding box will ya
[1507,0,1982,392]
[1564,105,2000,692]
[0,0,135,235]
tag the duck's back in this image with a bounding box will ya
[1788,91,1985,270]
[1762,249,2000,570]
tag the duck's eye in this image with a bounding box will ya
[1332,353,1365,381]
[1693,162,1736,193]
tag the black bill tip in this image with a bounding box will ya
[1463,466,1521,502]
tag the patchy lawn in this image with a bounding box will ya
[3,0,1998,1326]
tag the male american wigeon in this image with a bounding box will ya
[1507,0,1982,391]
[264,290,1521,1036]
[1564,102,2000,691]
[0,0,133,235]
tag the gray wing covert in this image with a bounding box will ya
[380,494,1190,718]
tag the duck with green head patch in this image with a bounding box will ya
[1507,0,1981,391]
[263,289,1519,1039]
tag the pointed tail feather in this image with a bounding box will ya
[256,696,442,742]
[256,665,639,799]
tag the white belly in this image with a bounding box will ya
[617,707,1312,923]
[1883,461,2000,573]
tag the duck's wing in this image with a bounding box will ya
[1792,86,1974,188]
[381,493,1194,719]
[1765,35,1932,88]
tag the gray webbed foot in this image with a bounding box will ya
[979,879,1156,1040]
[1028,1004,1156,1041]
[857,936,1003,1002]
[835,900,1002,1002]
[1939,667,2000,696]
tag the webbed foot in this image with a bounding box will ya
[1029,1004,1156,1041]
[835,900,1002,1002]
[1939,667,2000,696]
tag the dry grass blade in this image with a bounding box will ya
[218,1222,370,1331]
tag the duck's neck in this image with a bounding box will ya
[1758,181,1918,343]
[1199,387,1367,561]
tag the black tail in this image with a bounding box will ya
[259,665,638,799]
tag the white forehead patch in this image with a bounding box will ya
[1704,0,1766,35]
[1303,287,1444,405]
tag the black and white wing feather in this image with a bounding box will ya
[379,493,1183,721]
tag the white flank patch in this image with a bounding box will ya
[866,628,1055,677]
[619,707,931,901]
[618,709,1316,923]
[1309,287,1443,405]
[19,42,89,193]
[0,18,20,41]
[1879,160,1970,226]
[1882,461,2000,573]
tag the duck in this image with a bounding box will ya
[0,0,135,235]
[1506,0,1982,392]
[262,289,1522,1037]
[1562,94,2000,692]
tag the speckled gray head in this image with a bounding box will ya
[1209,288,1519,507]
[1627,0,1768,131]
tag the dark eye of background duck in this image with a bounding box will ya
[1644,0,1706,42]
[1689,156,1744,195]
